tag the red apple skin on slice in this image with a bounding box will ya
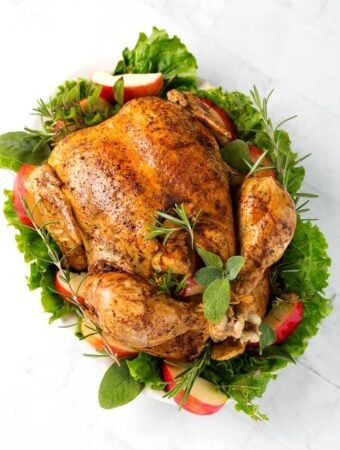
[162,362,227,415]
[248,145,276,178]
[90,70,164,103]
[54,270,87,305]
[199,98,238,140]
[179,276,204,297]
[12,163,37,226]
[263,298,304,344]
[80,319,138,358]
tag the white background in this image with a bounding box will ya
[0,1,339,449]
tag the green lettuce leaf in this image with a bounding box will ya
[3,190,76,322]
[114,27,198,91]
[127,353,165,390]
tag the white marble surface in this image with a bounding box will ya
[0,0,339,449]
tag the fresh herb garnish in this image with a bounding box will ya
[147,203,201,248]
[258,323,276,355]
[164,345,211,405]
[113,76,124,106]
[0,131,51,171]
[114,27,198,91]
[98,359,144,409]
[127,353,165,390]
[154,271,189,297]
[33,79,117,137]
[194,250,245,323]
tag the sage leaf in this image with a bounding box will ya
[221,139,252,174]
[203,277,230,323]
[0,131,51,171]
[194,266,223,287]
[197,247,223,269]
[114,77,124,106]
[259,323,276,355]
[98,359,144,409]
[226,256,245,280]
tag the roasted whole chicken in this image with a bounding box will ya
[26,90,296,361]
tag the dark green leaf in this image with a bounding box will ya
[127,353,165,390]
[262,346,296,363]
[194,266,223,286]
[114,77,124,106]
[226,256,245,280]
[196,247,223,269]
[259,324,276,354]
[221,139,252,173]
[0,132,50,171]
[203,278,230,323]
[98,359,144,409]
[114,27,197,91]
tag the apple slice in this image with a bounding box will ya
[179,276,204,297]
[55,270,87,305]
[199,98,238,140]
[90,70,164,103]
[162,361,227,415]
[249,145,276,178]
[263,295,304,344]
[12,164,37,226]
[80,319,138,358]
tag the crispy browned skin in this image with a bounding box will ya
[47,96,235,276]
[25,164,87,270]
[235,177,296,295]
[84,272,207,350]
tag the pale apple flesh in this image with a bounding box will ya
[162,362,227,415]
[263,297,304,344]
[90,70,164,103]
[179,276,204,297]
[54,270,87,305]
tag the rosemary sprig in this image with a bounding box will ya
[147,203,201,248]
[250,86,299,190]
[163,345,211,405]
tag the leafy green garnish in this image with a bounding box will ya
[196,247,223,269]
[221,139,252,174]
[98,359,144,409]
[194,250,245,323]
[34,79,117,137]
[259,323,276,355]
[0,131,51,171]
[127,353,165,390]
[154,271,189,297]
[3,190,76,322]
[113,76,124,107]
[114,27,198,91]
[203,277,231,323]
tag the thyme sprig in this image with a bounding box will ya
[154,271,189,297]
[147,203,201,248]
